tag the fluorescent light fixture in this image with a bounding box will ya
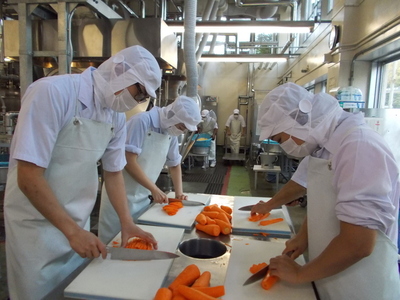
[199,54,288,63]
[166,21,315,34]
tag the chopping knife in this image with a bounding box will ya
[106,246,179,261]
[148,195,205,206]
[243,251,294,286]
[239,198,306,211]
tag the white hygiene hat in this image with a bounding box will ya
[233,109,239,114]
[160,96,202,131]
[201,109,209,117]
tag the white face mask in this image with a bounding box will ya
[280,137,314,158]
[234,115,239,119]
[110,89,139,112]
[167,126,185,136]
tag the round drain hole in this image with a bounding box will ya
[178,238,227,259]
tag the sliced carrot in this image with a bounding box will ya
[192,271,211,287]
[192,286,225,298]
[176,285,219,300]
[214,219,232,235]
[125,237,153,250]
[249,262,268,274]
[168,264,201,292]
[169,202,184,208]
[220,205,233,215]
[195,224,221,237]
[259,218,284,226]
[248,212,271,222]
[261,270,279,290]
[260,232,270,237]
[195,213,207,225]
[154,287,172,300]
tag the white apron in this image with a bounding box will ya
[5,100,114,299]
[229,118,242,154]
[201,119,216,161]
[98,130,170,243]
[307,156,400,300]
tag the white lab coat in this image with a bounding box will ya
[226,114,246,154]
[4,68,126,299]
[198,116,218,161]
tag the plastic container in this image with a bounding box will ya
[192,133,212,148]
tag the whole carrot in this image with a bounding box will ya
[192,271,211,287]
[195,224,221,237]
[220,205,233,215]
[176,285,219,300]
[195,213,207,225]
[154,287,172,300]
[214,219,232,235]
[171,295,186,300]
[261,270,279,290]
[192,286,225,297]
[168,264,201,292]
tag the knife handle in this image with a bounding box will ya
[148,195,154,203]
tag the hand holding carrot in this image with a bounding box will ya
[120,223,158,250]
[269,254,302,284]
[250,200,272,216]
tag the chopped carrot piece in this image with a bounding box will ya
[259,218,284,226]
[249,262,268,274]
[248,213,271,222]
[261,270,279,290]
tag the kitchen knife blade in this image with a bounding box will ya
[168,198,205,206]
[238,204,254,211]
[242,251,294,286]
[106,247,179,261]
[148,195,204,206]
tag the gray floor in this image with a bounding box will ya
[0,148,297,299]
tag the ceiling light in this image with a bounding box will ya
[198,54,288,63]
[166,21,315,34]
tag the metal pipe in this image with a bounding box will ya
[196,0,219,62]
[184,0,198,98]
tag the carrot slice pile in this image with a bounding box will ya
[248,212,270,222]
[249,262,268,274]
[125,237,153,250]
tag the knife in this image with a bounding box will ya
[106,246,179,260]
[148,195,205,206]
[242,251,294,286]
[238,204,255,211]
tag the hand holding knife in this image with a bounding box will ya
[148,195,205,206]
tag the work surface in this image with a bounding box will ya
[63,194,312,300]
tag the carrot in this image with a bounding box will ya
[171,295,187,300]
[176,285,219,300]
[169,264,201,292]
[214,219,232,235]
[220,205,233,215]
[192,286,225,298]
[154,287,172,300]
[203,204,218,211]
[195,213,207,225]
[248,213,270,222]
[208,205,232,220]
[204,216,216,224]
[215,212,231,224]
[259,218,284,226]
[192,271,211,287]
[261,270,279,290]
[125,237,153,250]
[195,224,221,237]
[169,202,184,208]
[201,211,219,219]
[249,262,268,274]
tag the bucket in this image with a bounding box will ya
[259,153,277,167]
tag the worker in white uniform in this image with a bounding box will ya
[197,109,218,168]
[252,82,400,300]
[4,45,161,300]
[225,108,246,154]
[98,96,201,243]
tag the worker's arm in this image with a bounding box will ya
[169,164,187,200]
[241,127,246,136]
[251,179,306,215]
[124,151,168,204]
[103,170,158,249]
[225,126,231,135]
[212,128,218,140]
[17,160,106,258]
[269,221,377,283]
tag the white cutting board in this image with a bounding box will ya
[232,197,292,236]
[137,193,211,230]
[223,239,316,300]
[64,225,184,300]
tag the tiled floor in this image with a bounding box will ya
[0,148,285,299]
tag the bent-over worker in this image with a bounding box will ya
[225,108,246,154]
[253,82,400,300]
[99,96,201,243]
[4,46,161,299]
[198,109,218,168]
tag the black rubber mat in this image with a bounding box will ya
[204,183,223,195]
[182,173,225,184]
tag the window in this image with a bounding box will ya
[379,59,400,108]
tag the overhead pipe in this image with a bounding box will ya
[195,0,216,50]
[235,0,298,21]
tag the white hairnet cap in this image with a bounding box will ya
[233,109,239,114]
[201,109,209,117]
[93,46,161,98]
[258,83,343,145]
[160,96,202,131]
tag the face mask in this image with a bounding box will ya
[167,126,185,136]
[234,115,239,119]
[280,137,314,158]
[110,89,139,112]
